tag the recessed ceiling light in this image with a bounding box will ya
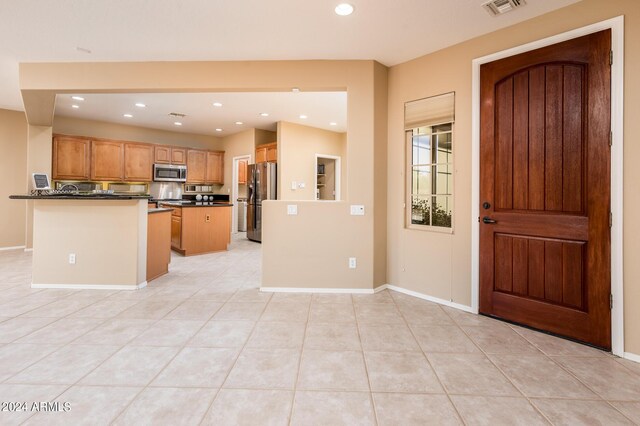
[213,102,223,107]
[292,87,300,93]
[174,122,183,126]
[71,96,85,101]
[135,103,146,108]
[215,128,223,132]
[260,112,269,117]
[123,114,133,118]
[299,114,308,119]
[329,122,337,126]
[335,3,354,16]
[235,121,244,125]
[71,105,80,109]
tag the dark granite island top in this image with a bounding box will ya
[10,194,151,200]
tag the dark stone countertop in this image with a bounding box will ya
[10,194,152,200]
[158,201,233,208]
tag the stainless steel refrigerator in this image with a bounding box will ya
[247,162,277,242]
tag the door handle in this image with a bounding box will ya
[482,216,497,224]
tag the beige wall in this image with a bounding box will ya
[0,109,28,248]
[18,60,386,291]
[278,121,346,201]
[53,115,222,150]
[218,128,255,197]
[25,125,53,248]
[255,129,276,146]
[387,0,640,352]
[32,199,147,287]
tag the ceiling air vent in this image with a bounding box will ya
[482,0,525,16]
[168,112,186,118]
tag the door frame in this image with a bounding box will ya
[314,154,341,201]
[470,16,625,356]
[231,154,252,234]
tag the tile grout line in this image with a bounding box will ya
[195,289,272,426]
[110,288,247,425]
[286,294,313,426]
[352,293,380,426]
[391,292,469,426]
[451,316,557,425]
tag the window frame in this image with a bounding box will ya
[405,123,455,234]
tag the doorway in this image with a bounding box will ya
[478,30,612,349]
[231,154,251,234]
[315,154,341,201]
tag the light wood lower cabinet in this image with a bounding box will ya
[165,205,231,256]
[147,211,171,282]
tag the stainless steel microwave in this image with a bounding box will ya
[153,164,187,182]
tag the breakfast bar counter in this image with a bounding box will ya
[10,195,150,290]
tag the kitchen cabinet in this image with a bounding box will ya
[124,143,153,181]
[91,140,124,181]
[163,204,231,256]
[147,210,171,282]
[154,146,171,164]
[154,146,186,165]
[52,136,91,180]
[238,160,248,185]
[206,151,224,184]
[171,148,187,165]
[256,142,277,163]
[187,149,207,183]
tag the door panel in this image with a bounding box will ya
[480,30,611,349]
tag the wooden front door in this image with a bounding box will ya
[479,30,612,349]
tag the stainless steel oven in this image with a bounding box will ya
[153,164,187,182]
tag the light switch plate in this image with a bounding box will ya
[291,181,297,190]
[287,205,298,215]
[349,257,357,269]
[350,205,365,216]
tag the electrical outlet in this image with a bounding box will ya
[68,253,76,265]
[205,214,211,222]
[287,205,298,215]
[298,182,305,189]
[349,257,357,269]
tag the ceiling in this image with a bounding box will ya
[1,0,580,133]
[55,92,348,136]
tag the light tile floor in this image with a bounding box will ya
[0,234,638,425]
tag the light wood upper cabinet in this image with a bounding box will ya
[154,146,171,164]
[238,160,248,185]
[124,143,153,181]
[52,136,91,180]
[171,148,186,165]
[154,146,186,165]
[186,149,207,183]
[256,142,277,163]
[91,140,124,181]
[206,151,224,184]
[266,144,277,162]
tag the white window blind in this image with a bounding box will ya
[404,92,455,130]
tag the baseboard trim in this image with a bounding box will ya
[0,245,26,251]
[260,286,376,294]
[31,281,147,291]
[624,352,640,364]
[380,284,477,314]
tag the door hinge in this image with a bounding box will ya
[609,131,613,147]
[610,293,613,310]
[609,212,613,228]
[610,50,613,66]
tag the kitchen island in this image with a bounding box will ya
[10,194,150,290]
[160,201,232,256]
